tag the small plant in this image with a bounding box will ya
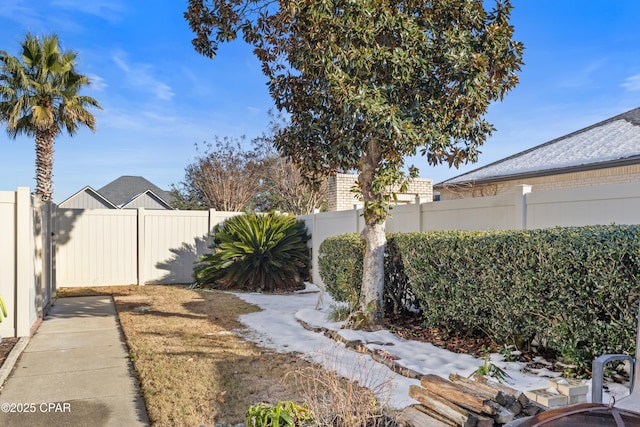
[0,294,7,323]
[477,344,492,357]
[194,212,310,292]
[499,344,522,362]
[246,401,313,427]
[328,303,351,322]
[469,355,512,384]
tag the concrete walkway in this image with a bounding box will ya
[0,296,149,427]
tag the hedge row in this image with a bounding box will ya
[317,233,414,315]
[318,226,640,369]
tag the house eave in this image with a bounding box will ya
[434,157,640,189]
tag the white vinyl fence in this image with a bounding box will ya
[4,180,640,337]
[0,188,53,338]
[302,182,640,284]
[54,182,640,289]
[55,208,239,287]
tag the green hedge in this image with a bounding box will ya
[318,234,363,306]
[318,234,414,314]
[318,226,640,369]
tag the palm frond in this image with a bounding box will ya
[0,32,101,200]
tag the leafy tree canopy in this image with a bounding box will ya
[187,0,522,222]
[186,0,523,325]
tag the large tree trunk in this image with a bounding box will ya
[352,138,386,328]
[35,128,55,202]
[359,222,386,326]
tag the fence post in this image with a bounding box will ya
[50,203,57,303]
[15,187,33,336]
[32,196,43,319]
[513,184,532,230]
[353,205,361,233]
[208,209,217,247]
[137,207,145,286]
[415,195,426,232]
[311,211,322,286]
[39,200,54,313]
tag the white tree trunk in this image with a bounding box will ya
[359,220,386,325]
[352,138,387,327]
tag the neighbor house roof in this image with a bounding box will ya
[120,189,173,209]
[58,186,119,209]
[436,107,640,186]
[98,176,173,207]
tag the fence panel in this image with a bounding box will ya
[0,191,17,337]
[385,203,421,233]
[55,208,239,287]
[55,208,138,287]
[141,209,211,284]
[141,209,239,284]
[300,209,362,285]
[31,198,56,319]
[50,181,640,291]
[417,189,525,231]
[526,182,640,229]
[0,188,42,337]
[15,189,38,336]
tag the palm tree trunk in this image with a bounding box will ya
[35,128,55,201]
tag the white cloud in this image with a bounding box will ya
[141,111,178,124]
[557,58,608,89]
[0,0,126,30]
[113,56,130,73]
[87,74,107,92]
[51,0,126,23]
[180,67,216,98]
[621,74,640,91]
[152,83,174,101]
[0,0,42,26]
[112,53,175,101]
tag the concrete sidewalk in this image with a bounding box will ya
[0,296,149,427]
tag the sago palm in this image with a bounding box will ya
[194,212,311,292]
[0,33,101,201]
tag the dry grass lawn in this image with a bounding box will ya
[58,285,319,426]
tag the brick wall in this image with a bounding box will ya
[327,173,433,211]
[436,164,640,200]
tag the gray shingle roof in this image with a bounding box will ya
[437,107,640,185]
[97,176,173,206]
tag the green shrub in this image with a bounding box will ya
[393,226,640,370]
[318,234,363,306]
[246,401,313,427]
[193,212,310,292]
[318,226,640,370]
[317,234,415,314]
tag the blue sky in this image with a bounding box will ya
[1,1,640,203]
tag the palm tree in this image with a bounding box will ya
[0,33,101,201]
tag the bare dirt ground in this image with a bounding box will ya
[0,337,19,368]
